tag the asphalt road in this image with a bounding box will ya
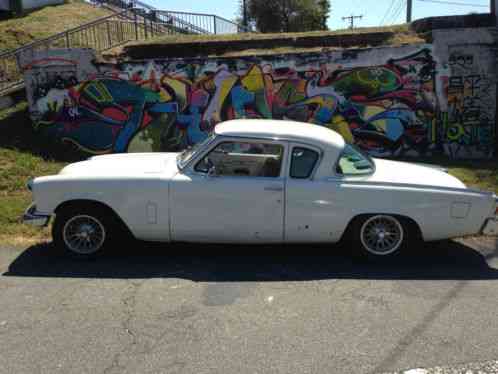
[0,237,497,374]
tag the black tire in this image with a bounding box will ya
[52,204,122,259]
[346,214,418,261]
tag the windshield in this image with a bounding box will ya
[177,134,216,169]
[336,144,375,175]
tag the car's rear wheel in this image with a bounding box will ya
[347,214,415,260]
[53,205,117,258]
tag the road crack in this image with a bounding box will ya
[102,279,143,374]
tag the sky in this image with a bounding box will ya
[144,0,491,30]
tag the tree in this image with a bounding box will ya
[240,0,331,33]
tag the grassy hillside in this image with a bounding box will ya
[0,0,112,51]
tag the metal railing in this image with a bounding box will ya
[0,8,139,94]
[0,1,248,95]
[95,0,249,34]
[155,11,248,34]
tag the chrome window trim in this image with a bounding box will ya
[184,135,289,179]
[287,143,324,181]
[176,133,217,171]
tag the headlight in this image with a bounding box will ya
[27,179,33,191]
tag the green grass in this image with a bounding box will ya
[0,148,66,241]
[0,103,69,242]
[0,0,111,51]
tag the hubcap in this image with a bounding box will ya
[360,215,404,256]
[63,215,106,254]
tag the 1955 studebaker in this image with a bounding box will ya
[24,119,498,259]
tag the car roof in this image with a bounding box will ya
[214,119,346,150]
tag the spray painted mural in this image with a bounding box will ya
[441,47,496,158]
[21,45,495,158]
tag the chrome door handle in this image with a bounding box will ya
[264,185,283,192]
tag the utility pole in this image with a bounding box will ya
[492,0,498,25]
[342,14,363,30]
[242,0,247,28]
[407,0,412,23]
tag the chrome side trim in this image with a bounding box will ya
[326,179,496,197]
[23,204,51,227]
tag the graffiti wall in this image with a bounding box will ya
[20,36,497,158]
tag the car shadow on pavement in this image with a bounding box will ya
[3,241,498,282]
[4,238,498,281]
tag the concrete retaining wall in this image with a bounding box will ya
[19,27,498,158]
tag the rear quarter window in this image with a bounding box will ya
[336,145,375,175]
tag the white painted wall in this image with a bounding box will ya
[0,0,64,11]
[22,0,64,10]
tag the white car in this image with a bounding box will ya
[24,119,498,259]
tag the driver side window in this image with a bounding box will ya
[195,141,284,178]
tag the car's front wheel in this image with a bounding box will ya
[348,214,416,260]
[53,205,116,258]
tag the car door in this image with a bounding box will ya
[170,138,287,243]
[285,142,341,243]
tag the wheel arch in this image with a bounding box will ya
[54,199,134,238]
[340,213,424,242]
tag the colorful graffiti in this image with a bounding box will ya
[442,48,496,158]
[22,46,495,158]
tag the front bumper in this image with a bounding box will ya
[482,218,498,236]
[481,195,498,236]
[23,204,51,227]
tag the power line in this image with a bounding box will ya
[380,0,398,25]
[387,0,406,25]
[416,0,488,7]
[386,0,403,25]
[382,0,403,25]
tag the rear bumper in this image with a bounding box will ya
[23,204,51,227]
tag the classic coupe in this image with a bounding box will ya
[24,119,498,259]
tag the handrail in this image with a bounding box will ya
[0,9,131,59]
[0,0,249,95]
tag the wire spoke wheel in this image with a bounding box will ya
[360,215,404,256]
[63,215,106,255]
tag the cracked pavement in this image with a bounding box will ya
[0,237,497,374]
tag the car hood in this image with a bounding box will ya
[58,153,180,178]
[368,159,467,189]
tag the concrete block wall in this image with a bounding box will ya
[19,27,498,159]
